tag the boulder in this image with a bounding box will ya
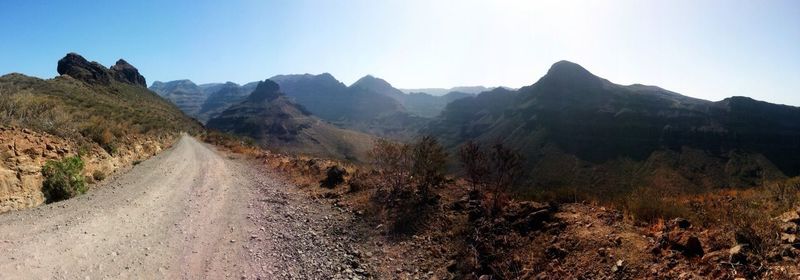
[667,230,704,257]
[504,201,552,233]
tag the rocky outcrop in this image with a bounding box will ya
[110,59,147,87]
[0,126,172,213]
[57,53,112,85]
[56,53,146,87]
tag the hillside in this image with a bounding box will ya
[0,53,201,212]
[425,61,800,197]
[206,80,375,161]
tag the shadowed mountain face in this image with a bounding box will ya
[155,74,476,137]
[269,73,401,122]
[426,60,800,194]
[150,80,254,123]
[206,80,375,161]
[269,74,427,139]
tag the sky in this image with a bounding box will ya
[0,0,798,105]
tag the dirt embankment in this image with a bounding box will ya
[0,126,175,213]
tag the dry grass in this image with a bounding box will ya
[0,73,201,151]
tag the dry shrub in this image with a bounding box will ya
[202,130,261,155]
[765,177,800,213]
[368,136,448,234]
[457,141,525,216]
[625,187,689,223]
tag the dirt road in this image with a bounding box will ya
[0,135,371,279]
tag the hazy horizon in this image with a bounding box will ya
[1,0,799,105]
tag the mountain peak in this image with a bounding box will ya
[546,60,593,77]
[247,80,282,102]
[536,60,605,89]
[351,75,406,97]
[110,59,147,87]
[352,75,391,88]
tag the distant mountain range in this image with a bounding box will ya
[149,80,258,123]
[152,73,477,138]
[400,86,500,96]
[152,61,800,194]
[425,61,800,195]
[205,80,375,161]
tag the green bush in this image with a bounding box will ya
[41,156,87,203]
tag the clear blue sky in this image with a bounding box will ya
[1,0,798,105]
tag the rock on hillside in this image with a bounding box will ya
[57,53,146,87]
[110,59,147,86]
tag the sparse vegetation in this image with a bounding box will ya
[41,156,87,203]
[457,141,525,216]
[368,136,448,234]
[0,73,201,155]
[625,187,689,223]
[92,170,107,182]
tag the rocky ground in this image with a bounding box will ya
[266,153,800,279]
[0,135,375,279]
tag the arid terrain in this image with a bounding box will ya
[1,2,799,278]
[0,135,373,279]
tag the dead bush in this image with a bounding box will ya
[368,136,449,234]
[625,187,689,223]
[766,178,800,213]
[457,141,525,216]
[458,140,488,192]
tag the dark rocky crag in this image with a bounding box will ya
[57,53,146,87]
[110,59,147,87]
